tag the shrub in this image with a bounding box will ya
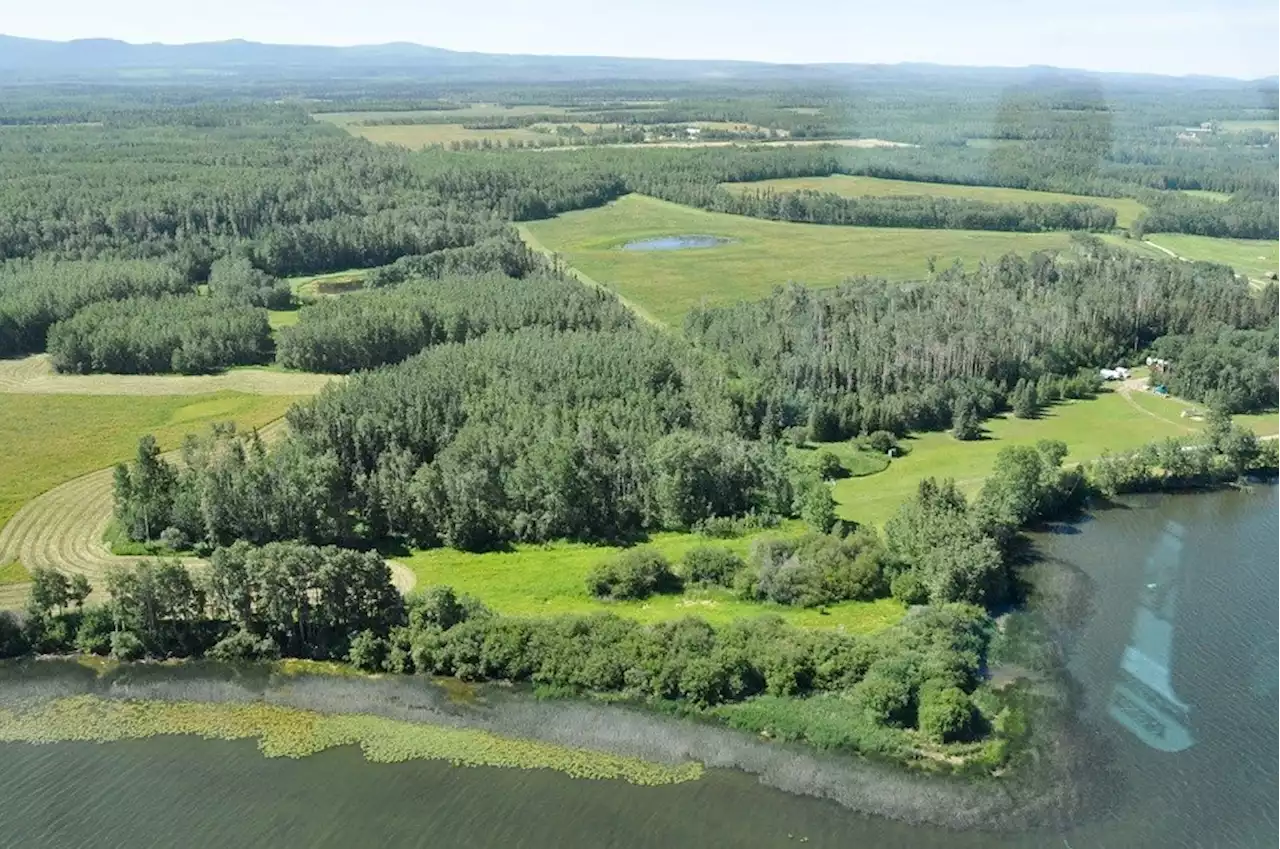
[679,546,745,587]
[0,611,29,658]
[348,629,391,671]
[73,606,116,655]
[849,660,921,727]
[917,680,977,743]
[862,430,900,455]
[208,629,281,661]
[159,526,190,551]
[110,630,145,661]
[588,548,681,600]
[811,450,845,480]
[890,571,929,605]
[746,531,890,607]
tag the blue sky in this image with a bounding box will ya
[5,0,1278,79]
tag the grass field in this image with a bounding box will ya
[519,194,1075,326]
[314,105,573,126]
[286,268,369,298]
[0,560,31,586]
[1143,234,1279,282]
[0,393,300,533]
[1217,120,1279,133]
[1178,189,1232,202]
[721,174,1148,229]
[830,390,1278,528]
[343,123,550,149]
[397,526,904,633]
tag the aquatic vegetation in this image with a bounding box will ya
[0,695,702,786]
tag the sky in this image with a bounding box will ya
[4,0,1278,79]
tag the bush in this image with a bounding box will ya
[679,546,745,587]
[348,629,391,671]
[811,450,845,480]
[73,606,116,655]
[746,531,890,608]
[208,629,281,661]
[917,680,977,743]
[158,526,190,551]
[110,630,145,661]
[862,430,900,455]
[587,547,681,600]
[851,668,916,728]
[0,611,29,658]
[890,570,929,605]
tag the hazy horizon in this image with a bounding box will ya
[3,0,1277,80]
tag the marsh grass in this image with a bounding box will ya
[0,695,702,785]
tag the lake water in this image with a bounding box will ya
[620,235,734,251]
[0,487,1274,849]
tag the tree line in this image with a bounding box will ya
[113,328,797,552]
[0,549,996,750]
[276,273,634,373]
[47,294,271,375]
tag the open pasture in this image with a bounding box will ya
[721,174,1148,229]
[1142,233,1279,283]
[519,194,1075,326]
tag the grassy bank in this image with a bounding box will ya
[721,174,1147,229]
[520,194,1075,326]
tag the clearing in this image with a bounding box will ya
[398,527,903,633]
[519,194,1075,326]
[0,393,302,534]
[0,354,334,396]
[721,174,1148,230]
[1141,234,1279,284]
[831,390,1279,528]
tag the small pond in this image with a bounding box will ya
[620,235,735,251]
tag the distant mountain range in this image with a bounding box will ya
[0,34,1273,86]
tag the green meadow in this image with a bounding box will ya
[721,174,1148,229]
[1143,234,1279,283]
[519,194,1075,326]
[397,525,905,633]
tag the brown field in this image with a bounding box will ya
[0,354,335,396]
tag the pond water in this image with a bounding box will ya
[0,487,1274,848]
[620,234,734,251]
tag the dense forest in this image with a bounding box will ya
[684,246,1279,437]
[276,273,633,373]
[46,294,271,374]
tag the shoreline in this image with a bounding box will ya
[0,656,1087,832]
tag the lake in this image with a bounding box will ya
[0,487,1274,849]
[620,235,734,251]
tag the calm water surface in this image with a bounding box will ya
[1,487,1274,849]
[620,234,734,251]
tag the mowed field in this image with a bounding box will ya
[0,393,300,533]
[335,123,549,148]
[519,194,1075,326]
[1143,234,1279,283]
[721,174,1148,229]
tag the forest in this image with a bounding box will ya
[683,245,1279,437]
[276,273,633,373]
